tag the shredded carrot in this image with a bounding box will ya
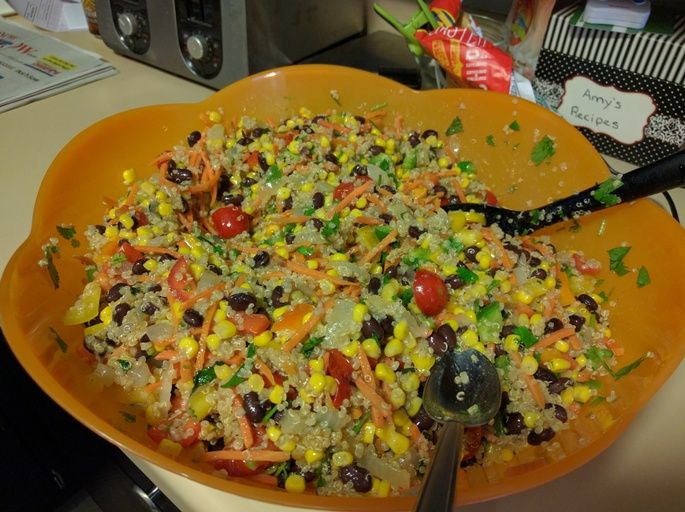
[144,381,162,393]
[568,333,582,351]
[180,282,225,311]
[370,406,385,428]
[394,113,403,134]
[481,228,513,270]
[360,229,398,264]
[514,302,535,318]
[354,377,391,418]
[318,119,350,133]
[409,422,422,443]
[357,350,376,390]
[195,301,219,371]
[123,182,139,207]
[366,194,388,213]
[605,337,625,357]
[281,300,333,352]
[225,352,245,366]
[234,396,255,449]
[271,214,312,226]
[154,350,178,361]
[511,352,545,407]
[451,178,467,203]
[353,215,384,225]
[178,361,194,383]
[247,474,278,486]
[328,179,374,219]
[536,327,576,349]
[254,357,276,386]
[188,165,221,194]
[543,295,557,319]
[201,450,290,463]
[132,245,183,259]
[285,261,358,286]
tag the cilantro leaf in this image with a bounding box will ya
[265,165,282,183]
[352,411,371,434]
[402,150,417,170]
[296,246,314,257]
[321,214,341,240]
[592,177,623,206]
[369,153,392,172]
[262,404,280,423]
[585,346,614,369]
[197,234,226,256]
[247,342,256,358]
[457,161,476,174]
[476,302,503,343]
[531,135,556,165]
[56,224,77,240]
[120,411,137,423]
[494,354,510,371]
[456,266,479,284]
[637,266,651,288]
[301,336,324,357]
[49,327,68,353]
[602,353,648,380]
[398,288,413,307]
[443,236,464,253]
[44,244,60,289]
[608,246,631,276]
[117,359,132,372]
[192,362,224,392]
[512,326,538,348]
[374,225,393,241]
[509,120,520,131]
[402,247,431,270]
[85,265,97,282]
[446,116,464,135]
[485,135,495,146]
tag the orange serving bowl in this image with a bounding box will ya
[1,65,684,510]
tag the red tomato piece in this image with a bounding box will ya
[211,206,251,239]
[213,459,268,476]
[327,349,354,409]
[236,313,271,335]
[176,418,201,447]
[147,425,168,444]
[462,426,483,461]
[167,256,196,301]
[413,269,449,316]
[573,253,601,275]
[245,151,260,168]
[333,182,356,201]
[332,379,351,409]
[485,190,498,206]
[120,241,144,263]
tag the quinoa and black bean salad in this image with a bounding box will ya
[57,104,636,496]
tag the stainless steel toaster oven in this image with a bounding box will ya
[96,0,366,88]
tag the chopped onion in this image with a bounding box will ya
[359,451,411,489]
[145,321,173,342]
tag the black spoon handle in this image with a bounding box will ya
[533,149,685,228]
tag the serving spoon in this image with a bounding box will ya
[414,349,502,512]
[442,149,685,236]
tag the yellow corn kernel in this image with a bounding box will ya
[122,168,136,185]
[320,280,336,295]
[208,110,222,123]
[361,338,381,359]
[461,329,479,347]
[276,187,291,201]
[464,309,478,324]
[157,438,183,458]
[269,385,285,404]
[399,372,420,393]
[361,422,376,444]
[341,341,360,357]
[406,396,423,417]
[206,333,222,352]
[179,336,199,359]
[448,211,467,232]
[325,375,337,394]
[309,358,324,373]
[514,288,533,305]
[549,358,571,372]
[381,279,400,302]
[285,474,305,493]
[253,330,273,347]
[332,451,354,468]
[308,373,326,394]
[272,306,288,319]
[214,320,237,339]
[301,182,314,193]
[355,196,368,209]
[560,387,574,405]
[104,225,118,239]
[189,263,204,280]
[353,303,368,322]
[411,351,436,372]
[523,411,540,429]
[389,387,406,408]
[320,135,330,148]
[118,213,134,230]
[375,363,396,384]
[478,253,492,269]
[573,384,592,403]
[385,429,411,455]
[520,355,539,375]
[465,211,486,224]
[384,337,404,358]
[305,449,324,464]
[306,260,319,270]
[248,373,265,393]
[575,354,587,368]
[503,334,520,353]
[393,320,408,340]
[99,305,113,325]
[213,308,227,323]
[544,276,557,289]
[275,247,289,259]
[392,409,410,428]
[266,425,282,442]
[330,252,349,262]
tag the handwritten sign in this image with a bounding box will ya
[558,76,656,145]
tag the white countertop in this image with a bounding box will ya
[1,17,684,512]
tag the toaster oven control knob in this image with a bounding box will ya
[186,35,210,61]
[117,12,139,37]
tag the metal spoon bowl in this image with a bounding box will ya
[414,349,502,512]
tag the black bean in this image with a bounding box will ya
[380,185,396,194]
[271,286,286,308]
[412,406,435,431]
[445,274,465,290]
[361,318,385,341]
[95,224,106,234]
[253,251,270,268]
[208,264,223,275]
[148,283,162,293]
[436,324,457,349]
[534,366,557,383]
[351,164,368,176]
[251,127,269,138]
[167,165,193,184]
[338,464,372,493]
[385,264,400,279]
[546,403,568,423]
[113,303,132,325]
[187,130,201,147]
[183,308,204,327]
[569,314,585,332]
[325,153,339,165]
[426,331,449,356]
[282,196,293,211]
[380,316,395,337]
[271,409,284,422]
[285,234,296,245]
[408,226,424,239]
[432,184,448,197]
[310,218,324,230]
[379,213,394,224]
[445,194,461,206]
[500,324,516,337]
[368,277,381,294]
[106,283,127,303]
[131,258,149,275]
[547,377,572,395]
[311,192,325,209]
[242,177,257,187]
[577,293,598,312]
[301,125,314,135]
[142,303,158,315]
[228,292,257,312]
[354,115,366,124]
[421,129,438,139]
[464,246,479,263]
[237,136,254,146]
[527,428,555,445]
[544,318,564,334]
[257,153,269,172]
[223,194,244,206]
[206,438,225,452]
[503,242,523,255]
[368,145,384,156]
[408,132,421,147]
[504,412,525,435]
[159,252,177,263]
[528,255,542,266]
[531,268,548,280]
[242,391,266,423]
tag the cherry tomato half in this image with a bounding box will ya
[327,349,353,409]
[572,253,601,275]
[211,206,251,239]
[167,256,196,301]
[213,459,268,476]
[413,269,449,316]
[333,182,356,201]
[120,241,144,263]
